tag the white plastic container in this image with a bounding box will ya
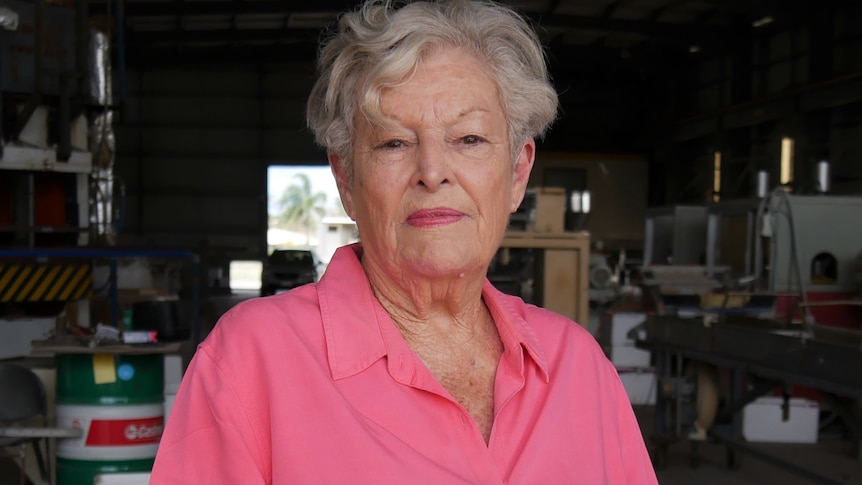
[742,397,819,443]
[617,368,656,405]
[94,472,152,484]
[606,345,652,367]
[601,312,647,346]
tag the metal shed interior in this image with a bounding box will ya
[2,0,861,274]
[2,1,862,484]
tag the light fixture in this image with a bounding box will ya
[570,191,591,214]
[752,16,774,28]
[780,136,794,188]
[568,190,591,232]
[712,151,721,203]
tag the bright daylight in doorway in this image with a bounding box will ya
[230,165,353,291]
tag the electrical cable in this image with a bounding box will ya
[769,188,814,330]
[753,187,815,330]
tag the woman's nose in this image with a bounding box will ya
[412,141,451,191]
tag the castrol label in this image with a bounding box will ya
[57,403,164,460]
[85,416,164,446]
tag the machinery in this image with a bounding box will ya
[1,1,203,352]
[703,190,862,329]
[638,178,862,480]
[1,0,96,360]
[489,231,591,328]
[1,0,94,248]
[643,205,707,266]
[489,187,591,327]
[1,12,199,485]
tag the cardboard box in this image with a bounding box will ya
[533,187,566,233]
[743,397,819,443]
[618,368,656,405]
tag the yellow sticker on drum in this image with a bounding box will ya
[92,354,117,384]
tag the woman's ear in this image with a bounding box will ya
[329,154,356,220]
[509,139,536,213]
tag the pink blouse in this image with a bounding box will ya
[150,244,657,484]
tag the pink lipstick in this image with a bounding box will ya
[405,208,464,228]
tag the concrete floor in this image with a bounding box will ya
[635,405,862,484]
[652,438,861,484]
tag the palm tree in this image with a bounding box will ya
[276,173,327,245]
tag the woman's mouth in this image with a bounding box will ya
[405,208,465,228]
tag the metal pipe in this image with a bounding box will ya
[88,28,116,245]
[755,170,770,198]
[815,160,831,194]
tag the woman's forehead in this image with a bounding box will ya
[370,51,502,118]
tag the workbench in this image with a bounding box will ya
[640,315,862,484]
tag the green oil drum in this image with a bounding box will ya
[55,353,164,485]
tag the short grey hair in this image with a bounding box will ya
[306,0,559,175]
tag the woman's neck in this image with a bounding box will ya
[362,255,489,331]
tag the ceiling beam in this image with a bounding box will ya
[528,12,727,44]
[124,36,687,73]
[120,13,731,48]
[124,42,319,68]
[683,0,788,14]
[125,27,322,45]
[91,0,357,17]
[98,1,731,44]
[93,0,810,18]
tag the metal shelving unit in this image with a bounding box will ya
[0,248,202,344]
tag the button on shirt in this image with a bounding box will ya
[150,244,657,484]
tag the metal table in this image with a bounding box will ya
[640,315,862,484]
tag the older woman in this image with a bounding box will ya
[151,1,657,483]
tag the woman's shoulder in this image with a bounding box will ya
[490,290,616,382]
[489,286,590,335]
[487,285,600,354]
[200,283,324,355]
[223,283,318,322]
[519,301,597,345]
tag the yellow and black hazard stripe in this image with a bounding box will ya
[0,264,93,302]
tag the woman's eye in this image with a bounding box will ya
[379,139,404,149]
[461,135,483,145]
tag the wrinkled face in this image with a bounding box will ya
[331,48,535,280]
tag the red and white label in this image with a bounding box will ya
[85,416,164,446]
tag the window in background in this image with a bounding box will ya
[266,165,342,249]
[230,260,262,291]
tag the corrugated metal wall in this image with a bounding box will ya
[110,2,862,268]
[660,1,862,204]
[114,63,325,268]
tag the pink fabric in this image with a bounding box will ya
[150,244,657,484]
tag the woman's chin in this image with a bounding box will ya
[399,251,484,280]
